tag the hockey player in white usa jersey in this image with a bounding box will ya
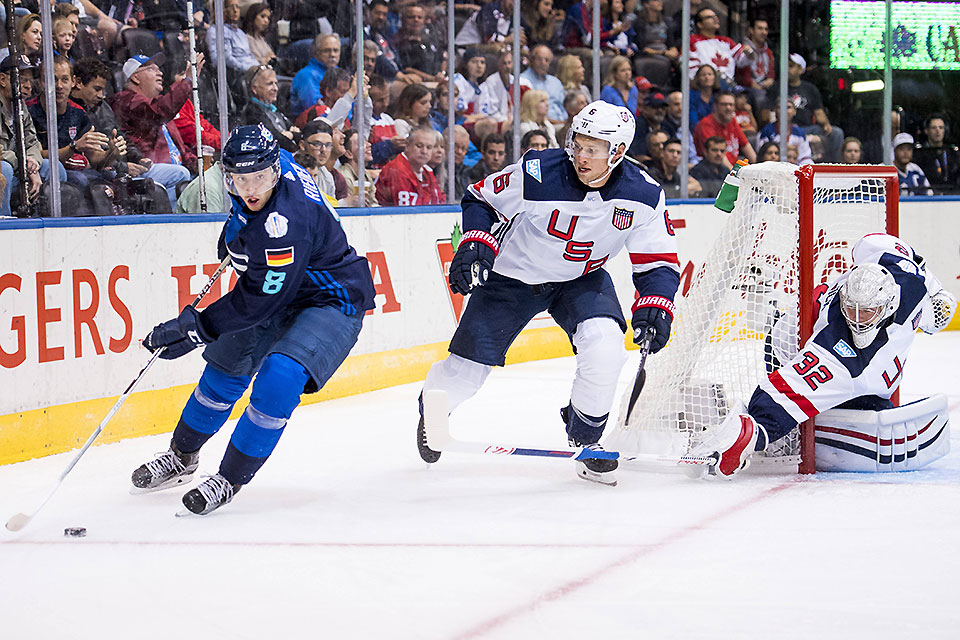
[691,233,956,477]
[418,100,681,485]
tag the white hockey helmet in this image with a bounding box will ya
[839,263,901,349]
[565,100,635,171]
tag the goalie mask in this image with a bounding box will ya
[565,100,635,185]
[839,263,900,349]
[222,124,281,198]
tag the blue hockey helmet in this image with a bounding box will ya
[222,124,281,197]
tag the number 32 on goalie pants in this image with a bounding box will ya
[793,351,833,391]
[546,209,609,275]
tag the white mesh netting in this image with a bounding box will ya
[608,162,893,469]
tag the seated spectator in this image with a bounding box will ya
[893,133,933,196]
[295,67,356,129]
[71,57,187,207]
[391,83,434,139]
[840,136,862,164]
[109,53,195,208]
[913,114,960,192]
[0,55,64,217]
[456,0,519,53]
[523,0,564,50]
[634,0,679,75]
[368,74,406,166]
[521,129,550,155]
[661,90,682,137]
[644,129,668,170]
[786,144,799,165]
[365,0,416,84]
[479,47,530,126]
[52,14,77,61]
[689,6,754,88]
[467,131,507,184]
[601,0,638,58]
[690,63,717,128]
[376,125,445,206]
[689,135,727,197]
[693,90,756,168]
[520,44,567,123]
[18,14,42,65]
[562,0,595,51]
[443,124,473,201]
[242,3,276,66]
[519,90,559,148]
[290,34,341,115]
[173,97,221,159]
[646,137,702,198]
[393,3,445,83]
[557,90,588,146]
[756,101,812,165]
[757,140,780,162]
[429,130,447,193]
[205,0,259,74]
[175,161,224,214]
[780,54,844,162]
[325,124,349,200]
[454,48,488,119]
[734,90,758,142]
[556,54,591,104]
[629,91,668,161]
[338,128,378,206]
[600,55,639,115]
[27,56,121,191]
[735,18,775,113]
[241,65,297,152]
[297,119,339,198]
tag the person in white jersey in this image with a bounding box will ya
[692,233,956,478]
[418,101,682,486]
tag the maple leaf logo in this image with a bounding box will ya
[710,51,730,70]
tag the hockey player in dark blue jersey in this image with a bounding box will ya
[690,234,956,477]
[131,124,375,515]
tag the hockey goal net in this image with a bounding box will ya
[609,162,898,473]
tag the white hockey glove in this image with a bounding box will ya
[689,406,766,479]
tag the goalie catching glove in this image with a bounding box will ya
[143,306,213,360]
[631,296,674,353]
[689,402,768,478]
[449,230,498,295]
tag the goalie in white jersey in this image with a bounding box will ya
[418,101,681,485]
[694,233,956,477]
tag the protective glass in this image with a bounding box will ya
[225,162,280,196]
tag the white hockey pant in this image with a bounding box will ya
[423,354,492,412]
[570,317,628,418]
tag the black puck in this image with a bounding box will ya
[64,527,87,537]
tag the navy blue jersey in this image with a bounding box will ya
[200,153,376,339]
[26,98,91,151]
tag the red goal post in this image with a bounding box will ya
[609,162,899,474]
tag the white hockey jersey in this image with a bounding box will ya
[462,149,681,302]
[749,234,948,439]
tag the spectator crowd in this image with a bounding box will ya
[0,0,956,217]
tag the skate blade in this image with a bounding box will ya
[577,467,618,487]
[129,474,195,495]
[175,508,203,518]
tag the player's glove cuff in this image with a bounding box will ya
[460,230,500,257]
[631,295,675,318]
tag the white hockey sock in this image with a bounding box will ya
[423,354,492,412]
[570,317,628,417]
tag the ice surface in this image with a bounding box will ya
[2,335,959,639]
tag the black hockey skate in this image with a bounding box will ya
[417,416,441,464]
[131,441,199,493]
[180,474,241,516]
[561,405,618,486]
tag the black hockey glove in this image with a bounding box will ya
[449,231,498,295]
[631,298,675,354]
[143,306,212,360]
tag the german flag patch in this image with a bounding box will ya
[265,246,294,267]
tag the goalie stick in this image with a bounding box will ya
[421,390,716,468]
[5,256,232,533]
[624,326,655,423]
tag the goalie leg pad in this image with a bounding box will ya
[570,317,628,417]
[423,354,492,413]
[814,394,950,472]
[689,402,764,479]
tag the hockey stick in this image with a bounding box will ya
[624,326,655,423]
[421,390,715,468]
[187,0,207,213]
[5,256,232,532]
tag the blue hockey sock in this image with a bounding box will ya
[174,366,251,453]
[220,354,308,485]
[563,402,609,446]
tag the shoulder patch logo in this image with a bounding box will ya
[833,339,856,358]
[612,206,634,230]
[264,211,288,238]
[525,158,541,183]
